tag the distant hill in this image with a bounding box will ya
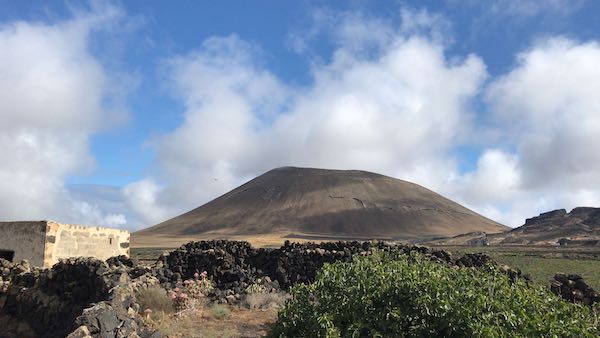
[425,207,600,246]
[133,167,508,247]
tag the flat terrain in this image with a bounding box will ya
[433,245,600,289]
[152,307,278,338]
[131,232,321,249]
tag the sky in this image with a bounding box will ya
[1,0,600,230]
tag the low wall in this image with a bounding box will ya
[44,221,130,268]
[0,222,47,267]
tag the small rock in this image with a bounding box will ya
[66,325,92,338]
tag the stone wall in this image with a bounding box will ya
[0,257,160,338]
[44,221,130,268]
[0,221,130,268]
[158,240,528,303]
[550,273,599,306]
[0,221,47,267]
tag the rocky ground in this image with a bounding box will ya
[0,256,162,338]
[1,240,598,338]
[426,207,600,246]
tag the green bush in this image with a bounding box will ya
[269,253,599,338]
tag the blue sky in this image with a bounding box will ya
[1,0,600,230]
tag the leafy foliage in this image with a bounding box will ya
[269,253,599,337]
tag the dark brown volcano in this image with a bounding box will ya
[134,167,507,246]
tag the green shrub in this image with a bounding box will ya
[269,253,599,338]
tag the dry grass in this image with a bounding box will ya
[130,231,328,249]
[145,304,278,338]
[244,292,289,310]
[136,286,174,314]
[209,303,230,319]
[134,284,279,337]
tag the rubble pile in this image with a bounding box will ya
[550,273,600,307]
[0,257,161,338]
[0,259,16,296]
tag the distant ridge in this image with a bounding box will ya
[133,167,508,247]
[425,207,600,246]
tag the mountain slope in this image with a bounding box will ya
[134,167,508,246]
[425,207,600,246]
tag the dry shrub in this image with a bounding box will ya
[136,286,174,315]
[210,304,231,319]
[244,292,289,310]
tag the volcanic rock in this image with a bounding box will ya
[426,207,600,246]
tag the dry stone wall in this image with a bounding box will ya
[0,257,160,338]
[550,273,600,306]
[156,240,527,303]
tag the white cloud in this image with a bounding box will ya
[487,37,600,189]
[449,0,587,17]
[122,179,170,226]
[69,200,127,227]
[288,8,450,60]
[123,9,600,230]
[487,38,600,187]
[0,4,130,227]
[6,5,600,233]
[455,37,600,226]
[126,11,487,226]
[452,149,521,203]
[488,0,586,16]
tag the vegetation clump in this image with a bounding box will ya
[269,253,599,337]
[136,286,174,315]
[210,304,231,319]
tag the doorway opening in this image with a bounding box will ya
[0,249,15,262]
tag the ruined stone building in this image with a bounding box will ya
[0,221,130,267]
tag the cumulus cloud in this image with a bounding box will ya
[453,149,521,203]
[487,38,600,187]
[125,10,487,226]
[0,4,129,227]
[122,8,600,230]
[122,179,170,226]
[454,37,600,226]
